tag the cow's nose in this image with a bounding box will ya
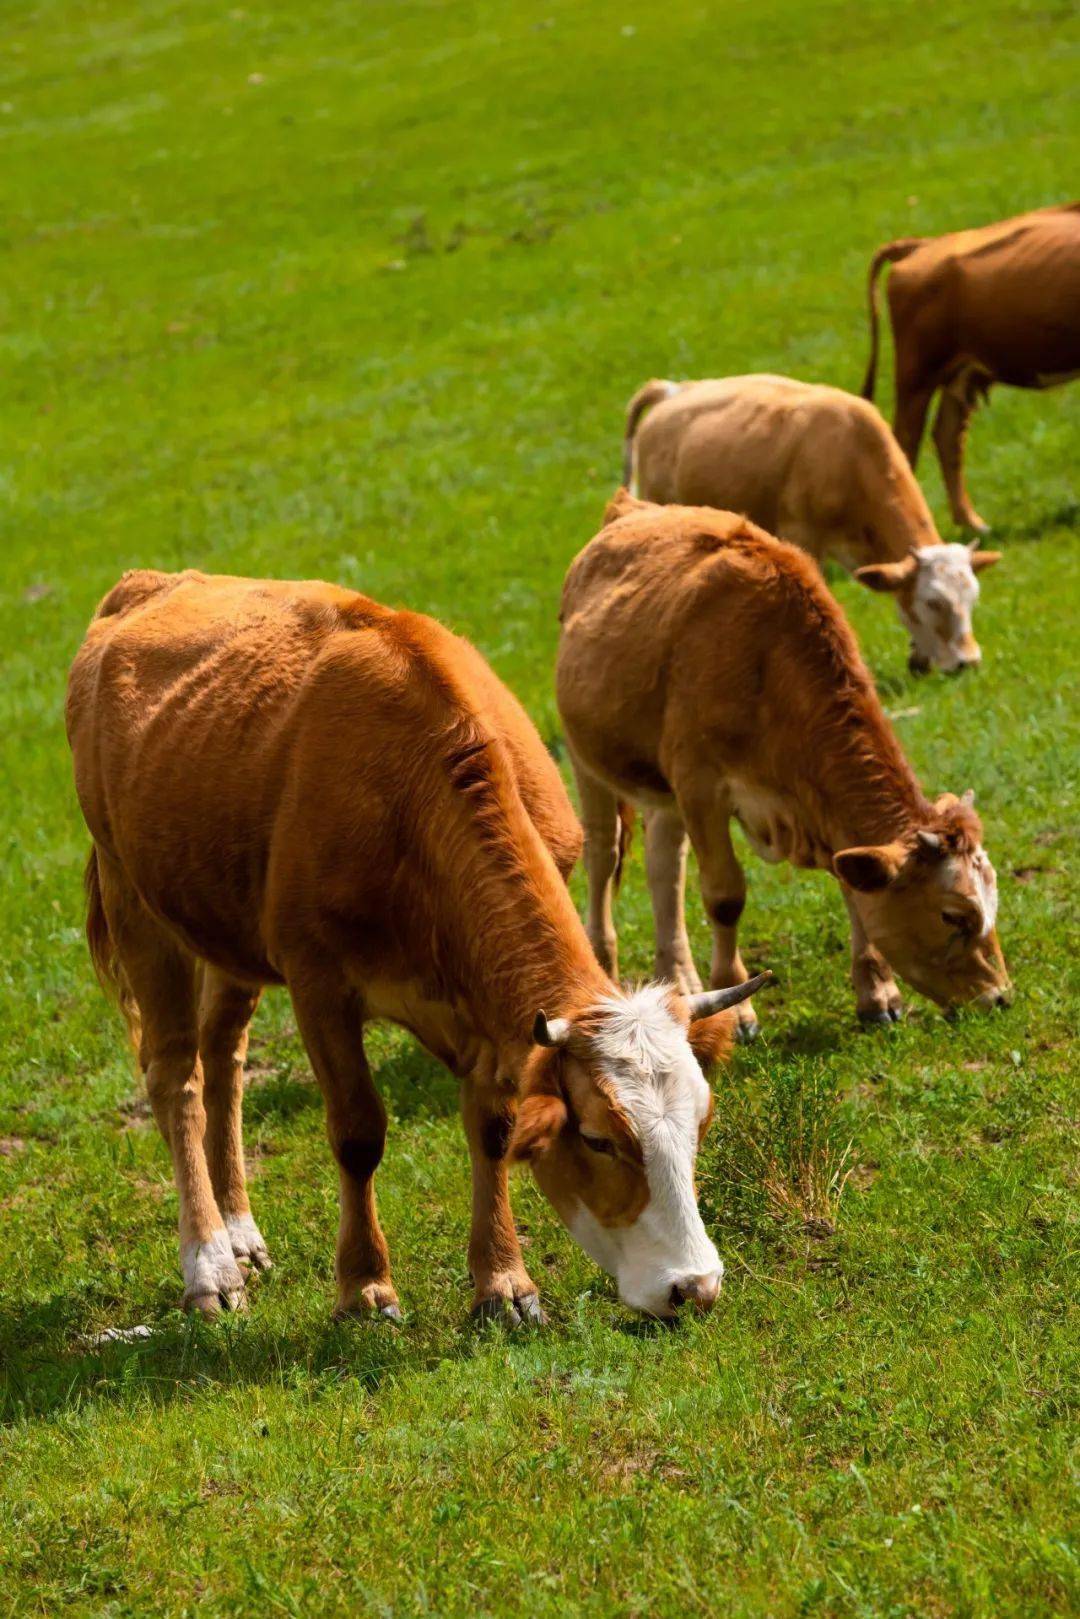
[974,985,1011,1010]
[669,1272,722,1312]
[908,653,930,676]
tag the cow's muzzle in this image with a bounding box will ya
[668,1271,722,1312]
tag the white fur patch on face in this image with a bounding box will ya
[583,986,722,1315]
[943,846,998,939]
[970,847,999,937]
[903,544,981,670]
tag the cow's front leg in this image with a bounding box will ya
[289,974,401,1319]
[643,806,703,994]
[842,891,904,1026]
[571,754,622,978]
[679,792,759,1040]
[461,1074,544,1328]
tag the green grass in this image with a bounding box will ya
[1,0,1078,1613]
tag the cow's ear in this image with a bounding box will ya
[853,556,917,594]
[834,841,908,892]
[602,486,650,526]
[687,1013,735,1073]
[508,1092,568,1163]
[969,549,1002,574]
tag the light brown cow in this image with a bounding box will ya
[624,374,1002,674]
[557,495,1010,1035]
[863,202,1080,533]
[67,569,766,1323]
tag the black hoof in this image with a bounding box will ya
[472,1294,546,1331]
[473,1297,519,1329]
[515,1293,547,1327]
[334,1300,403,1324]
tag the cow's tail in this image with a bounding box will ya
[84,846,141,1054]
[862,238,925,400]
[622,379,681,488]
[613,801,636,892]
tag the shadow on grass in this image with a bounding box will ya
[0,1296,448,1426]
[972,500,1080,544]
[742,1016,849,1059]
[245,1043,458,1128]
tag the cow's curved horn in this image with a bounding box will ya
[533,1011,572,1048]
[960,788,975,807]
[686,971,775,1019]
[916,829,942,854]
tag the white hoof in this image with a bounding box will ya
[225,1211,272,1272]
[182,1228,247,1313]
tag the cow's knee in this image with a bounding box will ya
[709,895,745,928]
[334,1133,385,1183]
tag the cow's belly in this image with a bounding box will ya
[730,782,825,869]
[362,979,492,1078]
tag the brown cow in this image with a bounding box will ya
[863,202,1080,533]
[67,570,766,1322]
[557,495,1010,1035]
[624,374,1002,674]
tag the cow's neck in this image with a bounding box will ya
[748,686,929,866]
[424,764,608,1069]
[865,463,941,563]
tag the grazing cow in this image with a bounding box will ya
[67,570,767,1323]
[624,374,1001,674]
[557,495,1010,1034]
[863,202,1080,532]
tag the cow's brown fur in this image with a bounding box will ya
[557,501,1010,1027]
[862,202,1080,530]
[67,569,734,1320]
[623,375,1002,670]
[627,375,940,572]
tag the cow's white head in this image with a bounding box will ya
[509,975,771,1317]
[854,542,1001,673]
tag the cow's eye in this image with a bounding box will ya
[942,909,972,934]
[581,1134,615,1156]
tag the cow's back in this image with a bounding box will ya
[633,376,904,549]
[68,571,579,984]
[889,207,1080,384]
[558,505,791,790]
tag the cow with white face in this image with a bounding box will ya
[853,541,998,674]
[511,976,771,1316]
[68,567,767,1326]
[622,374,1002,672]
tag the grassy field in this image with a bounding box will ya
[1,0,1078,1613]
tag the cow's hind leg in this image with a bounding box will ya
[570,756,622,978]
[288,975,400,1319]
[198,966,271,1275]
[933,377,990,533]
[643,806,702,995]
[98,858,245,1313]
[461,1060,543,1328]
[842,891,904,1026]
[892,372,934,471]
